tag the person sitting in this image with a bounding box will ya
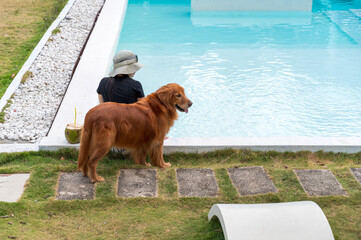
[97,49,144,104]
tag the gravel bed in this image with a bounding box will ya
[0,0,104,143]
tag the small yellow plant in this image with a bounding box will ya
[74,107,77,125]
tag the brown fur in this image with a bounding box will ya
[77,83,192,182]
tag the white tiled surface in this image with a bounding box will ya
[0,174,30,202]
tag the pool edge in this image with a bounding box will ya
[36,136,361,154]
[163,137,361,153]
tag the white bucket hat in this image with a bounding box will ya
[109,50,144,77]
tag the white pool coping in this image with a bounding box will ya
[38,136,361,153]
[2,0,361,154]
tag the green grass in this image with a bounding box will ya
[51,27,61,35]
[0,0,68,98]
[0,149,360,239]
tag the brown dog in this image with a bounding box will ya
[77,83,192,182]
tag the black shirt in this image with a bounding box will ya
[96,75,145,104]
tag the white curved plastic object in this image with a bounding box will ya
[208,201,334,240]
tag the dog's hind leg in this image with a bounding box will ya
[81,139,98,177]
[150,141,171,168]
[87,148,110,183]
[78,128,91,176]
[87,137,113,183]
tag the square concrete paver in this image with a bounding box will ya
[0,173,30,202]
[294,169,347,196]
[228,167,277,196]
[350,168,361,185]
[117,169,157,197]
[56,172,95,200]
[176,168,218,197]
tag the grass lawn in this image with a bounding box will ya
[0,149,360,239]
[0,0,68,98]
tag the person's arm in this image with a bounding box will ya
[136,81,145,102]
[98,94,104,104]
[97,78,107,104]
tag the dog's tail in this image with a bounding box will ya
[77,121,92,171]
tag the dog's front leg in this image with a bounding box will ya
[132,149,150,167]
[150,141,171,168]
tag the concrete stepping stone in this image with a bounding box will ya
[0,173,30,202]
[228,166,277,196]
[117,169,157,197]
[294,169,347,196]
[176,168,218,197]
[350,168,361,184]
[56,172,95,200]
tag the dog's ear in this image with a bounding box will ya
[156,86,174,105]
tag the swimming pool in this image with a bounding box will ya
[116,0,361,138]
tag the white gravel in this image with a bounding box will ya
[0,0,104,143]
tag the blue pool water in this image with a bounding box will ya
[116,0,361,138]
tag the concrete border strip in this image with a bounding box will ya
[0,143,39,153]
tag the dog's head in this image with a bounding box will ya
[156,83,192,113]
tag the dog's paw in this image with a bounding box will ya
[162,162,171,168]
[91,176,105,183]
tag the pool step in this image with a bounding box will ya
[324,10,361,44]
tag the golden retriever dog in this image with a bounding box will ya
[77,83,192,182]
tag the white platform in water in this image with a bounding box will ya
[191,11,312,26]
[191,0,313,12]
[208,201,334,240]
